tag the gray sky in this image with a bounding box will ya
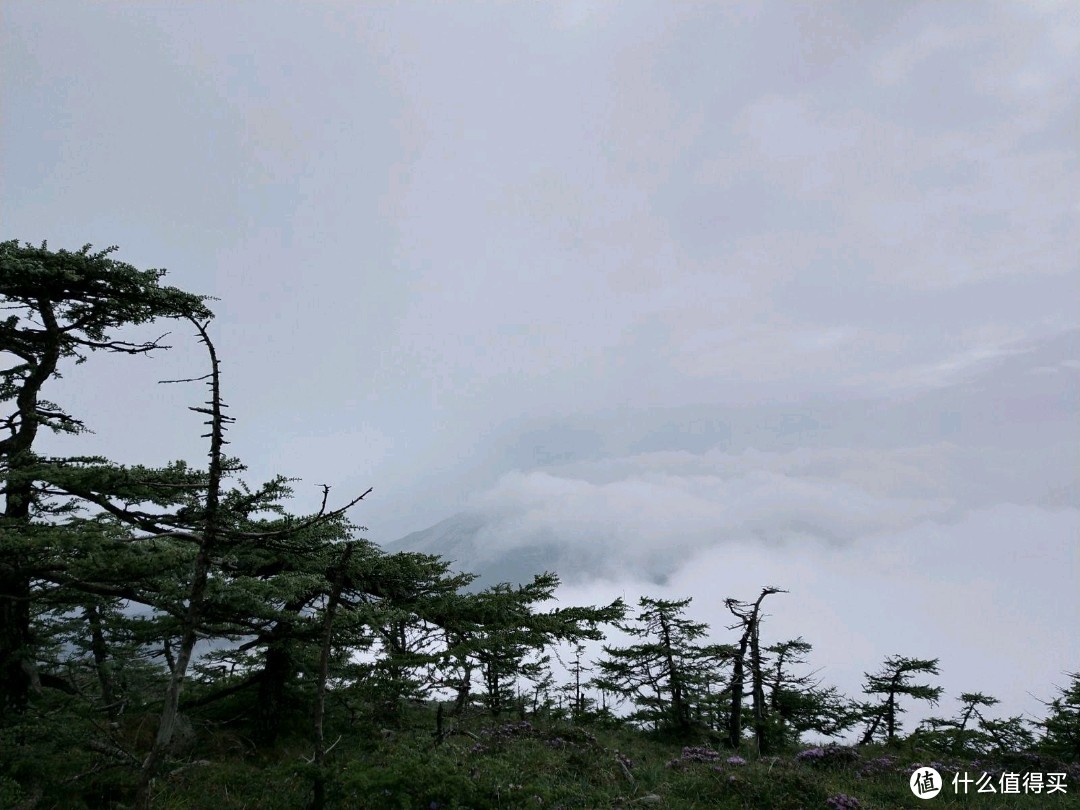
[3,1,1078,740]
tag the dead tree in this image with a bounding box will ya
[725,586,787,753]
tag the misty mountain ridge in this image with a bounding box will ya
[380,328,1079,588]
[379,510,667,589]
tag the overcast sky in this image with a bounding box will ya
[3,1,1078,741]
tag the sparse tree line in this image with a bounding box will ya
[1,241,1076,808]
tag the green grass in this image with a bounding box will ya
[134,703,1080,810]
[4,697,1077,809]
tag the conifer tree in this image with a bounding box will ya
[1036,672,1080,761]
[23,309,372,803]
[592,596,732,735]
[447,573,623,717]
[916,692,1001,756]
[764,637,857,746]
[0,240,214,722]
[724,586,785,751]
[857,655,943,746]
[557,641,595,722]
[339,549,476,725]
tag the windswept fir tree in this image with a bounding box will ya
[0,240,215,721]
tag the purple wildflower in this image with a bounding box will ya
[680,746,722,763]
[795,744,859,768]
[826,794,862,809]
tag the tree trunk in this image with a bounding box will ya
[452,658,473,717]
[0,565,32,722]
[310,543,354,810]
[1,463,38,723]
[750,619,768,754]
[85,603,119,719]
[255,642,293,746]
[0,303,60,724]
[134,544,212,809]
[659,614,689,731]
[134,319,224,810]
[727,634,748,749]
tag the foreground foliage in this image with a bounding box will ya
[7,698,1076,809]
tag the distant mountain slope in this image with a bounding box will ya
[378,511,578,589]
[379,504,687,590]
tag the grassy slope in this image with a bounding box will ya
[141,703,1080,810]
